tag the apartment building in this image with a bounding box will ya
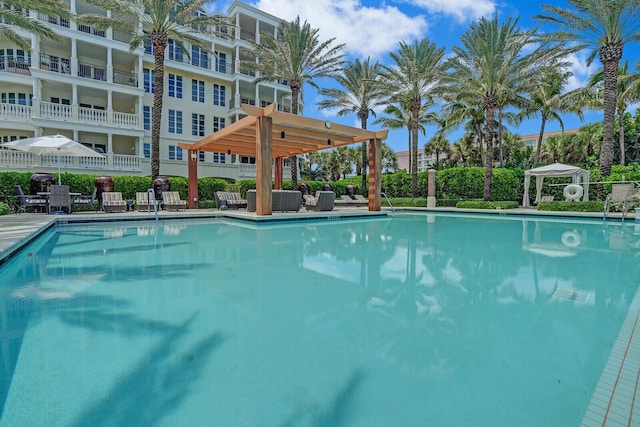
[396,150,448,172]
[521,128,579,149]
[0,0,296,181]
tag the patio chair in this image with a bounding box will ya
[304,191,335,211]
[136,191,162,212]
[162,191,187,211]
[353,194,369,206]
[48,185,71,214]
[73,187,97,212]
[14,185,48,214]
[102,191,127,213]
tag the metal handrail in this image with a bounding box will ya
[381,192,394,215]
[147,188,159,223]
[603,194,610,222]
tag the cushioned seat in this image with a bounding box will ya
[102,192,127,213]
[246,190,302,212]
[162,191,187,211]
[215,191,247,209]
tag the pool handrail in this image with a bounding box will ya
[381,192,395,215]
[147,188,159,223]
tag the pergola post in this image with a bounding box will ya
[274,157,283,189]
[187,149,198,209]
[368,138,381,211]
[256,115,273,215]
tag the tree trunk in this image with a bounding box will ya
[360,114,368,196]
[619,109,626,166]
[534,116,547,166]
[410,101,420,198]
[151,34,168,183]
[498,107,504,167]
[289,83,301,188]
[483,98,497,201]
[599,43,622,198]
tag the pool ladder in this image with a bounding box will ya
[381,192,395,215]
[603,194,630,223]
[147,188,159,223]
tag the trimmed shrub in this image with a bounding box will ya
[437,199,461,207]
[456,200,519,209]
[0,202,10,215]
[387,197,427,207]
[537,201,604,212]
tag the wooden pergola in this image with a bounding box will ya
[178,104,388,215]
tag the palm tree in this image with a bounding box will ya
[381,142,399,173]
[80,0,227,183]
[442,101,487,165]
[540,135,565,164]
[588,60,640,165]
[445,15,557,200]
[380,38,445,197]
[520,66,585,166]
[317,57,385,196]
[246,16,345,188]
[0,0,69,51]
[536,0,640,193]
[424,134,451,167]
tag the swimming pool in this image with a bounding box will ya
[0,213,638,426]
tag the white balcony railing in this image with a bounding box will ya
[113,111,139,128]
[0,149,33,166]
[40,101,72,120]
[79,106,107,124]
[0,103,32,121]
[113,154,140,170]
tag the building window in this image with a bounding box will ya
[168,110,182,134]
[215,52,227,73]
[191,10,207,31]
[192,113,205,136]
[168,39,183,62]
[50,97,70,105]
[143,143,151,158]
[169,145,183,160]
[199,151,205,162]
[144,36,153,54]
[143,68,155,93]
[191,79,204,102]
[168,74,182,98]
[240,156,256,164]
[213,152,226,164]
[143,106,152,130]
[213,84,226,106]
[191,47,209,69]
[213,116,226,132]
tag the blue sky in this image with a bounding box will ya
[211,0,639,153]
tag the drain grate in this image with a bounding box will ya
[553,288,590,303]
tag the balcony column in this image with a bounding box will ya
[255,20,260,44]
[72,84,78,121]
[235,14,240,40]
[71,39,78,76]
[69,0,76,13]
[32,80,41,119]
[234,79,240,108]
[106,10,113,40]
[107,89,113,124]
[30,35,40,68]
[106,47,113,84]
[137,52,143,89]
[107,133,113,154]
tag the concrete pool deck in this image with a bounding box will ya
[0,206,638,427]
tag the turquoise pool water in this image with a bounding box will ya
[0,214,638,426]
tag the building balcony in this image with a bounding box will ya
[0,150,141,172]
[0,57,31,75]
[38,101,141,129]
[0,103,32,121]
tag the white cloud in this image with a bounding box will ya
[564,50,599,91]
[253,0,426,58]
[408,0,495,23]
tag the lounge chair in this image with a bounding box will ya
[14,185,48,214]
[605,183,635,215]
[539,195,554,203]
[73,187,97,212]
[102,192,127,213]
[136,191,162,212]
[215,191,247,209]
[162,191,187,211]
[353,194,369,206]
[246,190,302,212]
[48,185,71,214]
[304,191,335,211]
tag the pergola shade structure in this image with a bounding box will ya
[179,104,388,215]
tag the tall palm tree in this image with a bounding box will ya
[588,60,640,165]
[536,0,640,193]
[81,0,227,183]
[540,135,565,164]
[0,0,69,51]
[520,66,585,166]
[317,57,385,195]
[380,38,445,197]
[442,101,487,165]
[424,134,451,167]
[381,142,399,173]
[246,16,345,188]
[445,15,557,200]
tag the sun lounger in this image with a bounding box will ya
[304,191,335,211]
[215,191,247,209]
[102,192,127,213]
[136,192,162,212]
[162,191,187,211]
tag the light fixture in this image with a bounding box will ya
[327,139,332,146]
[190,151,197,160]
[280,131,285,139]
[227,149,231,155]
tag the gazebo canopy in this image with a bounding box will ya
[522,162,590,207]
[180,104,388,157]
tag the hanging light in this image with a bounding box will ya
[280,131,286,139]
[327,139,332,146]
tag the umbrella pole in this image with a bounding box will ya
[57,149,61,185]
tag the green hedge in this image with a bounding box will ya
[537,201,604,212]
[0,202,10,215]
[387,197,427,207]
[456,201,520,209]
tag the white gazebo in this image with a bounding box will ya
[522,162,590,207]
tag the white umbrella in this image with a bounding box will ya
[0,135,105,184]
